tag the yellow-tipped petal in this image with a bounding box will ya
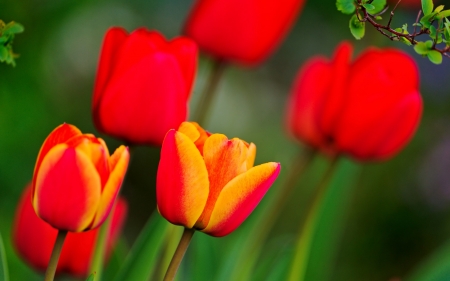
[178,122,201,142]
[203,162,280,237]
[90,145,129,229]
[157,130,209,228]
[246,143,257,169]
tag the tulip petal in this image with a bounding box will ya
[203,162,281,237]
[246,143,257,169]
[157,130,209,228]
[98,52,187,145]
[90,145,129,229]
[34,144,101,232]
[93,27,128,109]
[32,124,82,197]
[195,134,249,229]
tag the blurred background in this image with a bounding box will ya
[2,0,450,280]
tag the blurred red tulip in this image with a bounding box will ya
[184,0,306,66]
[13,185,127,277]
[286,42,422,161]
[93,27,198,146]
[157,122,280,237]
[32,124,129,232]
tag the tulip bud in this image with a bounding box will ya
[32,123,129,232]
[93,27,198,146]
[13,185,127,277]
[184,0,306,66]
[286,42,422,161]
[157,122,280,237]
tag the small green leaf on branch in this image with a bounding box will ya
[337,0,356,14]
[349,14,365,39]
[422,0,434,15]
[369,0,387,14]
[427,50,443,64]
[414,41,431,55]
[363,3,375,10]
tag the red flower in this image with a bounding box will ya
[286,42,422,161]
[32,124,129,232]
[13,185,127,277]
[93,27,198,145]
[184,0,305,66]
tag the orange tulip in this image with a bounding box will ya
[13,185,127,277]
[157,122,280,237]
[32,123,129,232]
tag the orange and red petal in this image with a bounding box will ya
[157,130,209,228]
[202,162,281,237]
[33,144,101,232]
[90,145,129,229]
[195,134,248,229]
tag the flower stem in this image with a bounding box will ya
[89,210,113,280]
[163,228,195,281]
[44,230,68,281]
[287,156,340,281]
[193,59,226,126]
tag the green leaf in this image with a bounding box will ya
[2,22,24,35]
[113,212,171,281]
[349,14,365,40]
[422,0,434,15]
[363,3,375,10]
[434,5,445,13]
[420,12,437,28]
[375,15,383,20]
[369,0,387,14]
[0,46,8,62]
[437,9,450,19]
[0,232,9,281]
[414,41,431,55]
[407,240,450,281]
[86,273,95,281]
[427,50,443,64]
[336,0,356,14]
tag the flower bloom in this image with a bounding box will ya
[286,42,422,161]
[157,122,281,237]
[13,185,127,277]
[32,123,129,232]
[184,0,305,66]
[93,27,198,146]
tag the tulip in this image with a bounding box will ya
[32,123,129,232]
[13,185,127,277]
[184,0,306,65]
[286,42,422,161]
[93,27,198,146]
[157,122,281,237]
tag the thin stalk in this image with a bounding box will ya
[193,59,226,125]
[163,228,195,281]
[228,147,317,281]
[287,156,340,281]
[89,209,114,280]
[44,230,68,281]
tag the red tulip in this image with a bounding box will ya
[93,27,198,146]
[13,185,127,277]
[286,42,422,161]
[32,123,129,232]
[157,122,281,237]
[184,0,305,66]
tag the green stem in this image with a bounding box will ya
[44,230,68,281]
[163,228,195,281]
[228,148,316,281]
[89,209,113,280]
[193,59,226,126]
[287,156,340,281]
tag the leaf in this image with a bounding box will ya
[434,5,445,13]
[363,3,375,10]
[407,240,450,281]
[427,50,443,64]
[422,0,434,15]
[437,9,450,19]
[86,273,95,281]
[0,232,9,281]
[113,212,171,281]
[369,0,387,14]
[349,14,365,40]
[2,22,24,35]
[420,12,437,28]
[0,46,8,62]
[414,41,431,55]
[336,0,356,14]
